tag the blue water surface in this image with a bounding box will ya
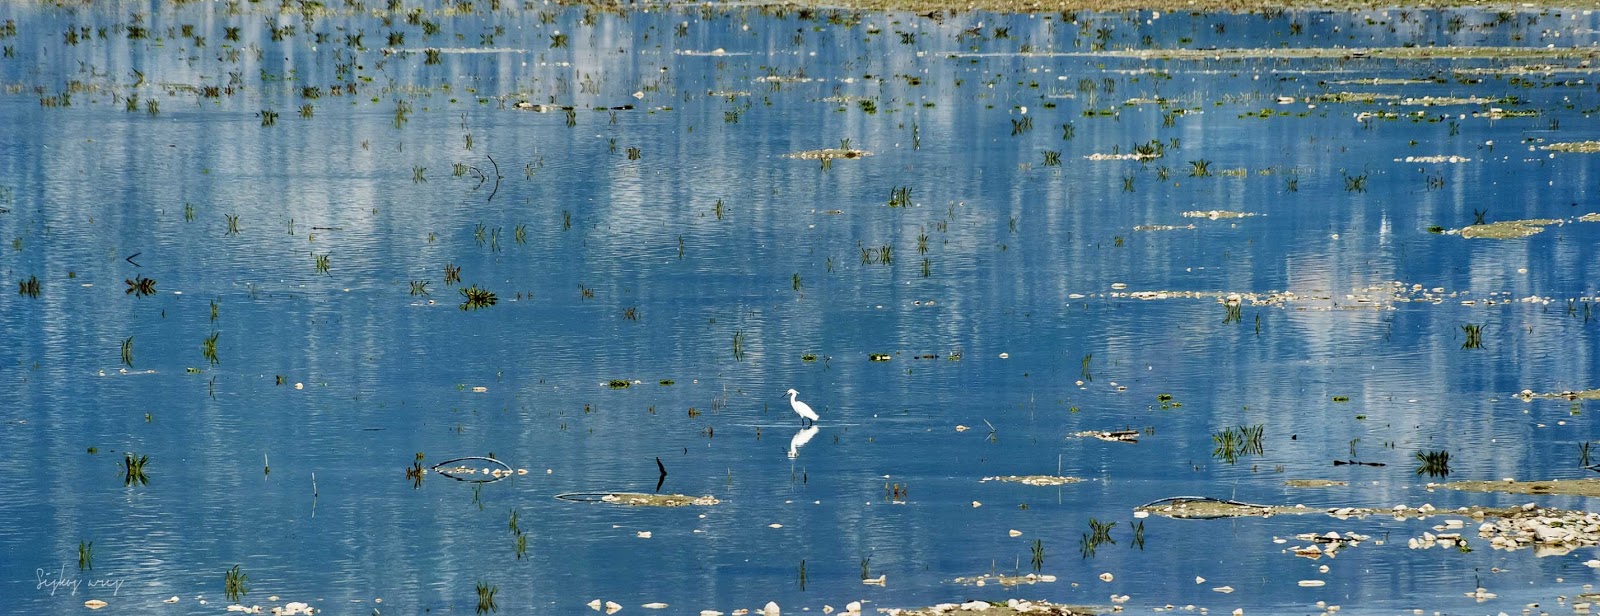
[3,2,1600,614]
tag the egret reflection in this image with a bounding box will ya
[787,426,819,459]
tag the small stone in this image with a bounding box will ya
[1100,572,1114,582]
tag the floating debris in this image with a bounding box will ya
[1470,506,1600,555]
[557,492,720,507]
[1517,388,1600,402]
[1142,496,1600,554]
[1394,155,1472,163]
[1133,224,1195,232]
[1284,480,1347,488]
[1473,107,1539,119]
[785,148,872,161]
[952,573,1058,587]
[1326,78,1430,86]
[1542,141,1600,154]
[1407,530,1469,551]
[1137,497,1320,519]
[1307,92,1398,104]
[431,456,516,482]
[1071,430,1140,443]
[1286,531,1371,559]
[881,599,1095,615]
[1180,210,1254,220]
[981,475,1084,486]
[1455,219,1563,239]
[1084,152,1159,161]
[1403,96,1500,106]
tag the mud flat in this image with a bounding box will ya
[1284,479,1347,488]
[881,599,1095,615]
[1439,478,1600,498]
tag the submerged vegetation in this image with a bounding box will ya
[475,581,499,614]
[459,285,497,310]
[125,275,156,297]
[121,452,148,486]
[1211,424,1265,464]
[224,565,248,602]
[1415,449,1452,477]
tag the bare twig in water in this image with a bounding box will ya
[485,155,503,203]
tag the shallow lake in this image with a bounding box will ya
[3,2,1600,614]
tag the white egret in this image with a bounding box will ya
[783,389,819,427]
